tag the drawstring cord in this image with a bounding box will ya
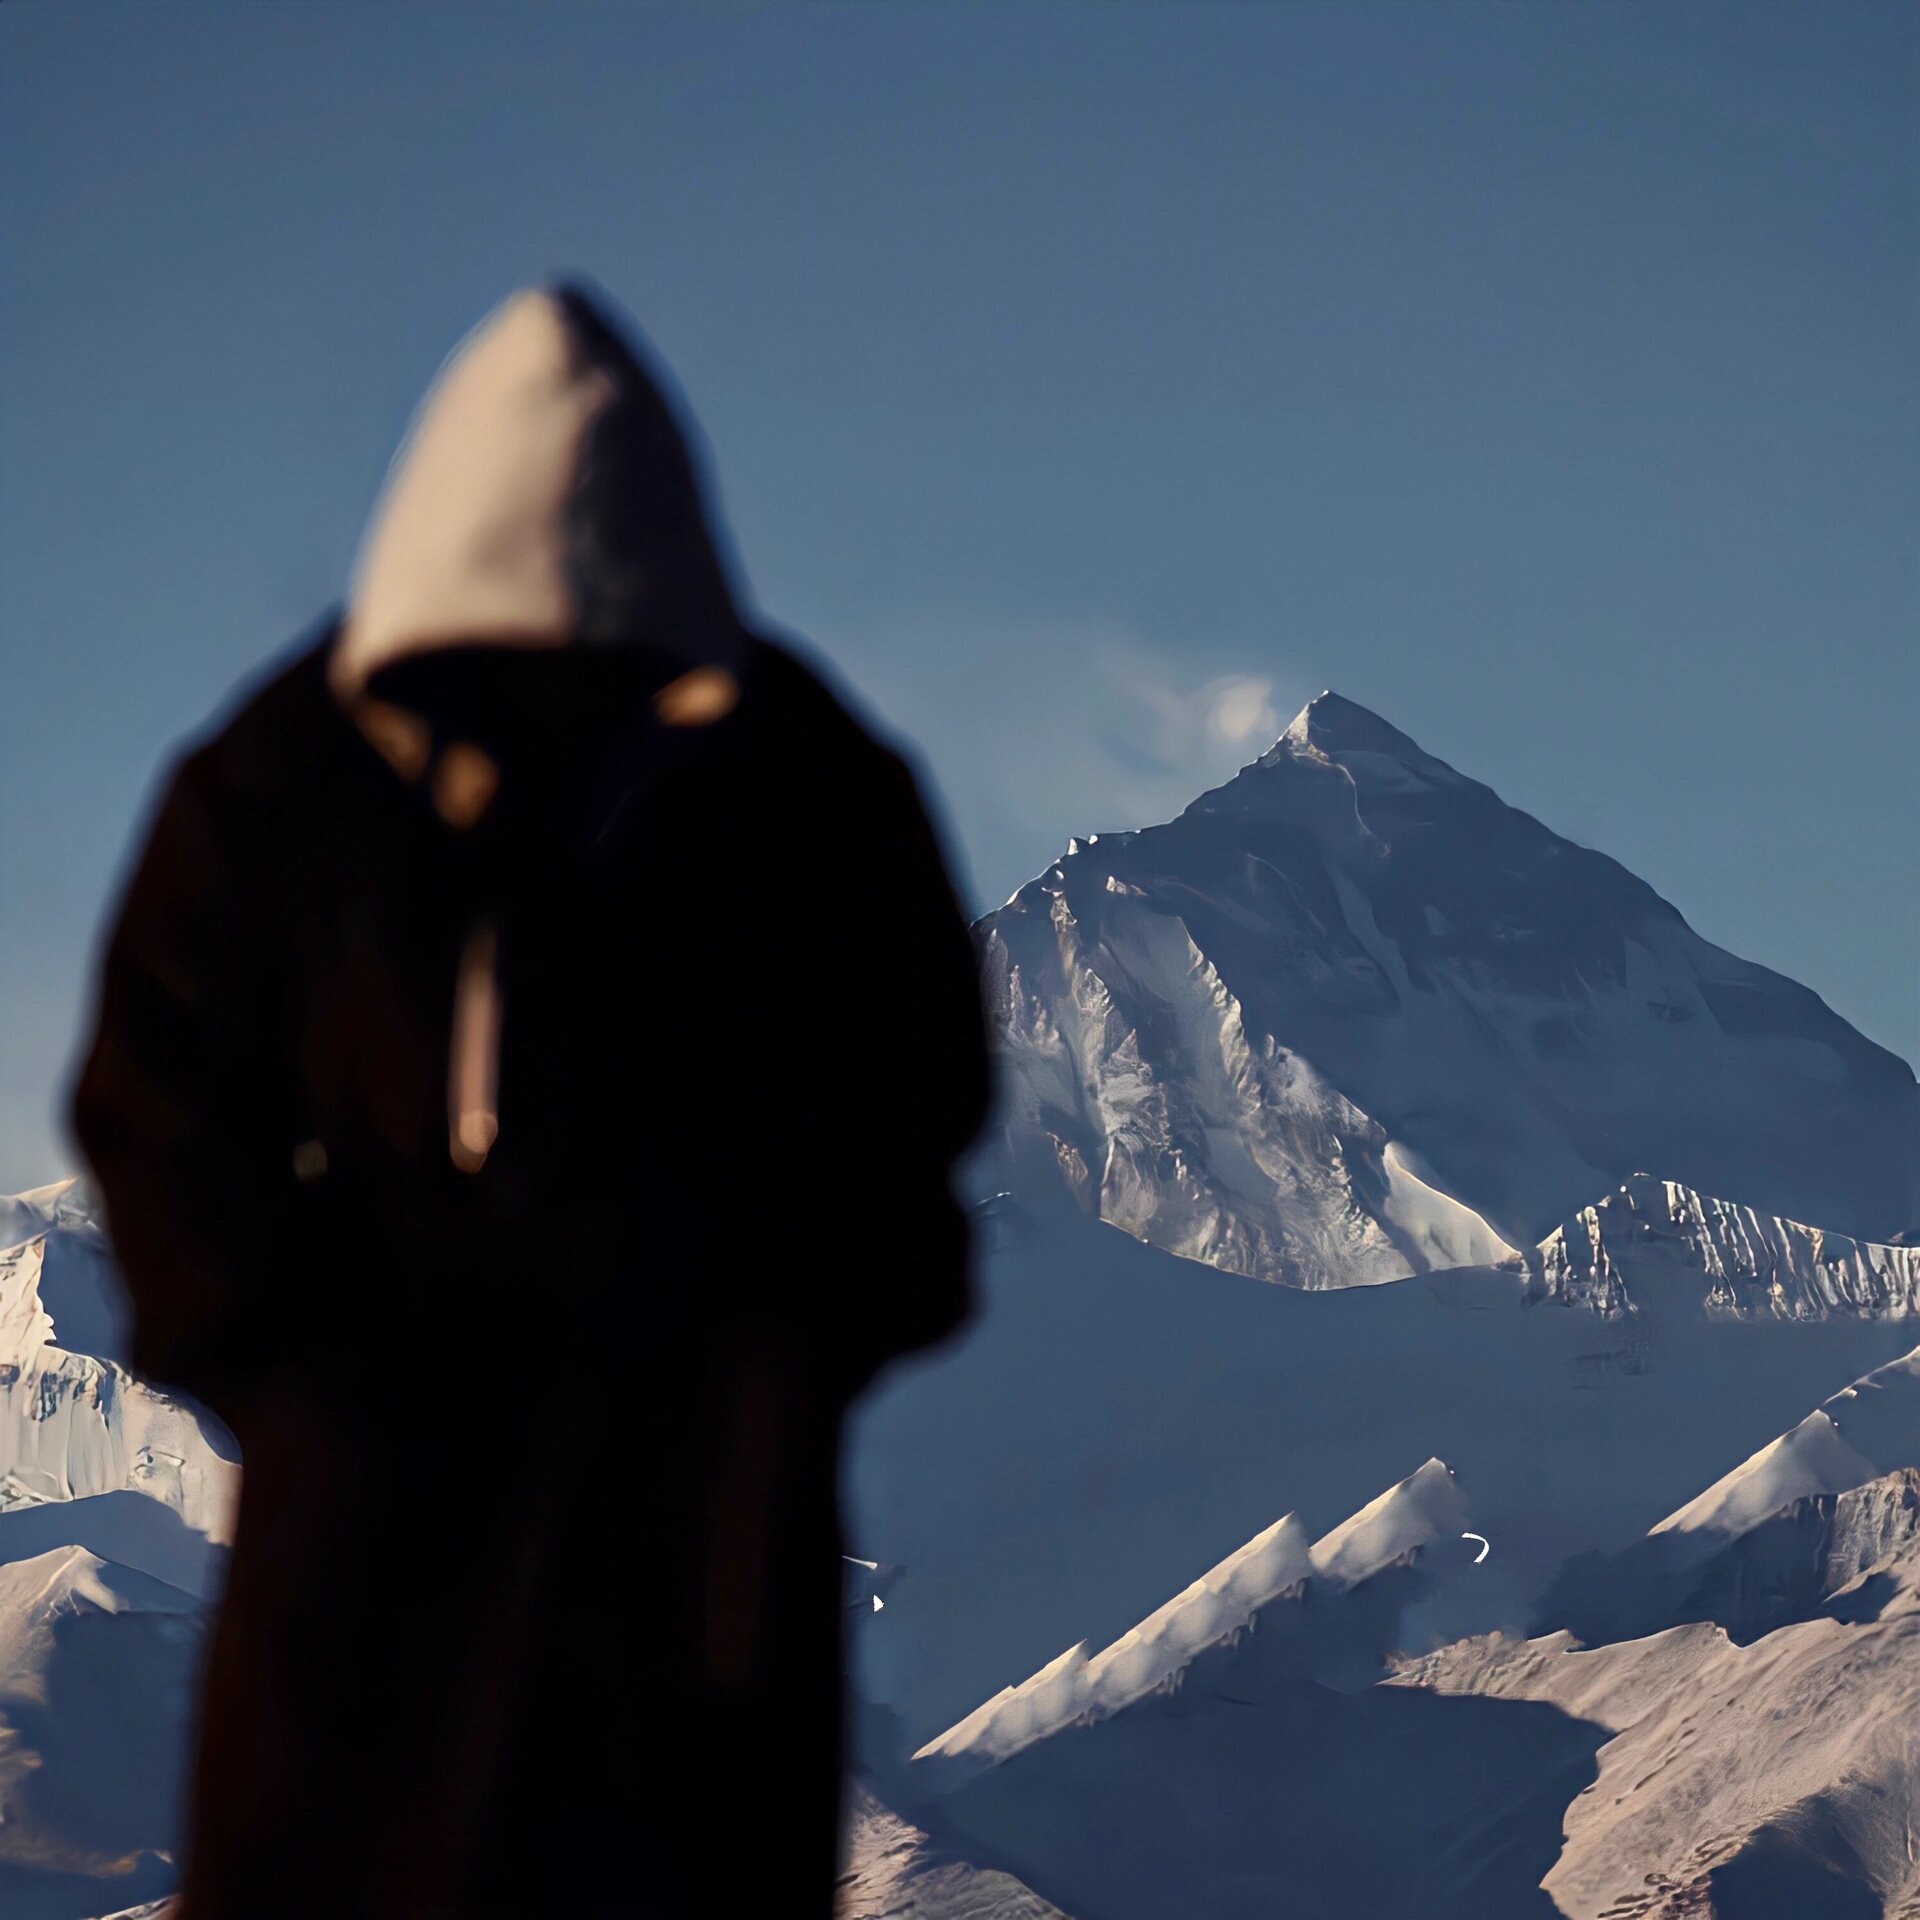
[448,922,502,1174]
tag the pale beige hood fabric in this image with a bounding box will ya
[333,290,619,695]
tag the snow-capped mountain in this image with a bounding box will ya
[0,1184,234,1920]
[5,693,1917,1920]
[0,1182,235,1546]
[0,1547,204,1920]
[981,693,1919,1281]
[1656,1341,1920,1539]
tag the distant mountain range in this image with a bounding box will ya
[850,694,1920,1919]
[4,692,1920,1918]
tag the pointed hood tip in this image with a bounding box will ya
[335,279,742,699]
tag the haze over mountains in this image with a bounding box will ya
[2,693,1919,1916]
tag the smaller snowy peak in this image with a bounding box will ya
[1652,1340,1920,1540]
[1379,1144,1522,1273]
[917,1464,1468,1779]
[0,1546,204,1918]
[0,1541,204,1629]
[1651,1412,1878,1540]
[914,1511,1315,1775]
[1545,1463,1920,1655]
[1308,1457,1467,1587]
[1536,1173,1920,1319]
[914,1512,1315,1774]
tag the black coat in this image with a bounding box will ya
[71,624,988,1918]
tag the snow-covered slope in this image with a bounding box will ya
[981,693,1919,1280]
[1307,1454,1467,1585]
[1655,1340,1920,1539]
[0,1547,204,1920]
[908,1508,1311,1777]
[913,1458,1468,1782]
[0,1186,234,1920]
[0,1184,236,1539]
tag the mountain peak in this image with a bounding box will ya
[1274,690,1436,765]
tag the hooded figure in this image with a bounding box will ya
[71,285,989,1919]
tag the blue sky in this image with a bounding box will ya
[2,2,1915,1178]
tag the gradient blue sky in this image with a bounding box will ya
[3,2,1915,1177]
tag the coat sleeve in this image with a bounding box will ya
[70,748,295,1414]
[816,742,991,1393]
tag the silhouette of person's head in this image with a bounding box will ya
[332,281,749,781]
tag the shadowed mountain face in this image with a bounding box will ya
[981,693,1918,1272]
[880,1334,1920,1920]
[838,1788,1073,1920]
[919,1673,1602,1920]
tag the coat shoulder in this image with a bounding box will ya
[180,624,348,807]
[739,631,932,816]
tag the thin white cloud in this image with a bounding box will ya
[819,615,1298,910]
[1118,662,1283,769]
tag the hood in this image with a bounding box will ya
[332,282,745,701]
